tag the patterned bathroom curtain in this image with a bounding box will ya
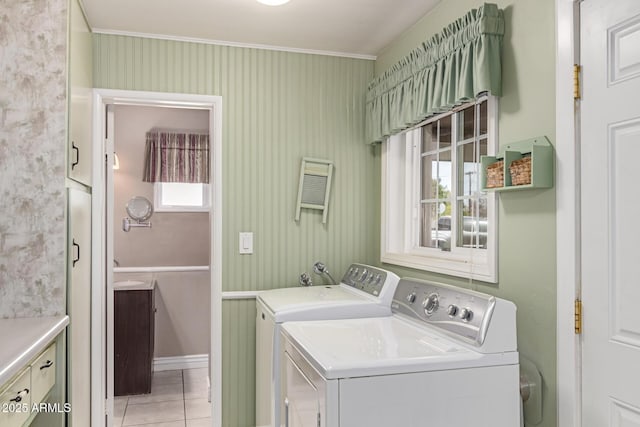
[365,3,505,144]
[142,129,209,183]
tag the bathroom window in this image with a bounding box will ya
[381,95,498,282]
[154,182,210,212]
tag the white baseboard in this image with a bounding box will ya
[153,354,209,372]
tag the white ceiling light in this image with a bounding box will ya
[256,0,290,5]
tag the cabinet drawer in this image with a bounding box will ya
[0,368,32,427]
[31,343,56,404]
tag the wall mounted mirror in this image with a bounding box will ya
[126,196,154,221]
[123,196,153,231]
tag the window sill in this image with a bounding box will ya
[381,252,497,283]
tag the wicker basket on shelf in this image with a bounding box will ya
[486,160,504,188]
[509,157,532,186]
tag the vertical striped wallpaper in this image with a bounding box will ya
[222,299,256,427]
[93,34,375,426]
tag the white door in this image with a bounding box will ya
[581,1,640,425]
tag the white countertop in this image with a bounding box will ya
[113,279,156,291]
[0,315,69,386]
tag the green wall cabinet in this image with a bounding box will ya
[481,136,554,192]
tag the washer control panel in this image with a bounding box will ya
[391,278,496,346]
[340,264,388,297]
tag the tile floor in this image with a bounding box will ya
[114,368,211,427]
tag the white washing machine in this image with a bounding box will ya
[256,263,400,427]
[280,278,521,427]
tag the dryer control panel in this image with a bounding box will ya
[340,264,389,297]
[391,278,497,347]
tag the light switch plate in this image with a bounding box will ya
[239,232,253,254]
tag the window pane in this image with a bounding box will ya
[458,143,476,197]
[420,202,452,250]
[459,106,475,140]
[438,149,452,197]
[420,203,438,248]
[161,183,204,207]
[422,122,438,153]
[439,116,452,149]
[421,154,437,200]
[421,153,452,199]
[479,138,487,160]
[456,198,488,249]
[479,100,488,136]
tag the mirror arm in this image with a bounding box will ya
[122,217,153,232]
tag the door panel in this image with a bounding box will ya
[283,353,318,427]
[68,187,92,426]
[611,398,640,427]
[609,15,640,84]
[581,1,640,425]
[609,120,640,349]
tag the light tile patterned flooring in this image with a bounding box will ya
[114,368,211,427]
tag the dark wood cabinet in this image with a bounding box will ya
[114,287,155,396]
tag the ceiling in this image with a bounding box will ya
[81,0,442,58]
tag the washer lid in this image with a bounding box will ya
[281,316,519,379]
[259,285,389,322]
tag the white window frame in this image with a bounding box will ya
[381,95,498,283]
[154,182,211,212]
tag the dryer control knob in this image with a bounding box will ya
[460,308,473,322]
[422,293,439,315]
[406,293,417,304]
[447,304,459,317]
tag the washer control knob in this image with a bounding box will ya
[460,308,473,322]
[406,293,417,304]
[351,268,359,278]
[360,269,369,281]
[447,304,459,317]
[374,273,382,284]
[422,293,439,315]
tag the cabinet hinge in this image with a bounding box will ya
[574,299,582,334]
[573,64,581,100]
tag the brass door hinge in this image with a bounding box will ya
[574,64,581,100]
[575,299,582,334]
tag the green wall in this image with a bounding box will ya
[93,34,375,426]
[374,1,557,426]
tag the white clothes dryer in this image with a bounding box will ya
[255,264,400,427]
[280,278,521,427]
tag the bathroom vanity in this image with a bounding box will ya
[0,316,68,427]
[114,280,156,396]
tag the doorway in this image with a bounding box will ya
[91,89,223,427]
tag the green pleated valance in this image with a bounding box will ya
[365,3,504,144]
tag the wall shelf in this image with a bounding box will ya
[481,136,553,192]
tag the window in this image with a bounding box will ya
[154,182,210,212]
[381,95,498,282]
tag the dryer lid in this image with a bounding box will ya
[281,316,518,379]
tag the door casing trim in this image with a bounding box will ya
[91,89,223,427]
[556,1,581,426]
